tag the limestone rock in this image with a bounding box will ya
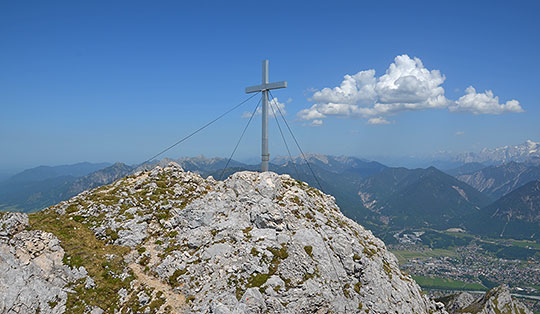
[439,285,532,314]
[0,164,453,313]
[439,291,476,313]
[0,213,87,314]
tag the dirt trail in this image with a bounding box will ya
[129,242,184,313]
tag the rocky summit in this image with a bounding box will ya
[0,162,448,313]
[437,285,532,314]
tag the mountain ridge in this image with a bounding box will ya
[0,163,447,313]
[467,179,540,240]
[357,166,492,229]
[456,161,540,200]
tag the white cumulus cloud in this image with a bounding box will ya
[308,119,323,127]
[449,86,524,115]
[297,55,523,126]
[368,117,392,125]
[242,97,286,118]
[302,119,323,127]
[298,55,450,123]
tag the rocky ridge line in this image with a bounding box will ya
[2,162,450,313]
[437,285,532,314]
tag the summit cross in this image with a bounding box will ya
[245,60,287,172]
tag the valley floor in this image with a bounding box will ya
[388,231,540,313]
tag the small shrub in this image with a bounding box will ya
[304,246,313,258]
[169,268,187,287]
[354,281,361,294]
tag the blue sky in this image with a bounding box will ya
[1,0,539,172]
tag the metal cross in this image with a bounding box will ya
[245,60,287,172]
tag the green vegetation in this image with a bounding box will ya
[354,281,361,294]
[169,269,187,287]
[243,244,289,294]
[28,209,133,313]
[508,239,540,250]
[382,260,392,279]
[342,283,351,298]
[478,275,498,290]
[420,230,474,249]
[390,248,457,264]
[247,273,270,288]
[479,241,540,260]
[391,228,539,264]
[412,275,486,291]
[304,245,313,258]
[362,246,377,258]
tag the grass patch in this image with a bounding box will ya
[412,275,487,291]
[169,268,187,287]
[390,248,457,264]
[304,246,313,258]
[28,210,133,313]
[247,273,270,287]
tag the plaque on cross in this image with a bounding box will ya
[245,60,287,172]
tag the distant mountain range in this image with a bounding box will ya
[271,153,387,177]
[2,144,540,241]
[8,162,111,182]
[454,140,540,164]
[0,162,132,212]
[467,179,540,240]
[455,161,540,200]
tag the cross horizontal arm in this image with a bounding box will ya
[245,81,288,94]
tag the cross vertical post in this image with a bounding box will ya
[245,60,287,172]
[261,60,269,172]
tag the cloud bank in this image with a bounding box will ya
[297,55,523,125]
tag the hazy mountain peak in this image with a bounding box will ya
[456,140,540,164]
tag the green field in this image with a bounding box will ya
[390,249,457,264]
[412,275,487,291]
[507,239,540,250]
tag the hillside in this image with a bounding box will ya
[457,161,540,200]
[445,162,486,176]
[7,162,111,183]
[467,179,540,240]
[437,285,532,314]
[0,163,132,213]
[0,163,446,313]
[358,167,492,229]
[272,154,387,178]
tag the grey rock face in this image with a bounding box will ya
[438,292,476,313]
[137,168,446,313]
[440,285,532,314]
[0,212,28,239]
[0,213,87,314]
